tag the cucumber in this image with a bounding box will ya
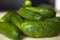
[25,7,56,18]
[0,22,20,40]
[10,11,23,28]
[23,0,32,7]
[9,11,25,39]
[0,12,12,22]
[20,20,60,38]
[46,17,60,23]
[19,8,43,20]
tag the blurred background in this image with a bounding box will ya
[0,0,55,10]
[31,0,55,7]
[0,0,60,13]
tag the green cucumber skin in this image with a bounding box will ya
[46,17,60,23]
[20,20,60,38]
[19,8,43,20]
[10,11,23,27]
[25,7,56,18]
[0,22,20,40]
[1,11,23,27]
[0,12,12,22]
[0,11,23,40]
[22,0,32,7]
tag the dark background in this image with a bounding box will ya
[31,0,55,7]
[0,0,55,10]
[0,0,24,10]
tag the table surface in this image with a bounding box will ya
[0,12,60,40]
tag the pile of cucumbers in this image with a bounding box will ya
[0,0,60,40]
